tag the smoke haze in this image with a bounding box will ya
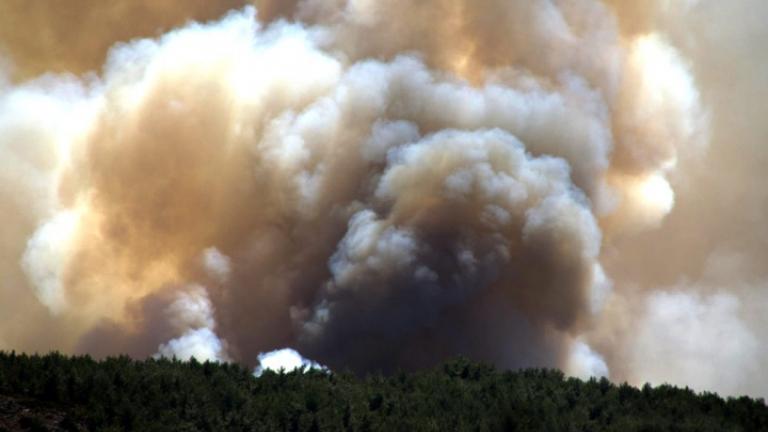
[0,0,765,397]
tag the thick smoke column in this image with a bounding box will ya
[0,0,763,396]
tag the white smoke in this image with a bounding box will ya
[567,340,609,380]
[254,348,325,376]
[157,328,230,363]
[156,286,229,362]
[21,211,79,313]
[629,291,758,396]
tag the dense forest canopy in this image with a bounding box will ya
[0,352,765,431]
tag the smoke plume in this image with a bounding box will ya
[0,0,765,397]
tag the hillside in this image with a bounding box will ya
[0,352,765,431]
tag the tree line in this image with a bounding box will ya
[0,351,765,431]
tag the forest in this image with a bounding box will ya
[0,351,765,431]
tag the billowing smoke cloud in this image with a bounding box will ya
[0,0,764,397]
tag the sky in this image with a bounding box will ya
[1,0,767,397]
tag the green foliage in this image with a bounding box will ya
[0,351,765,431]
